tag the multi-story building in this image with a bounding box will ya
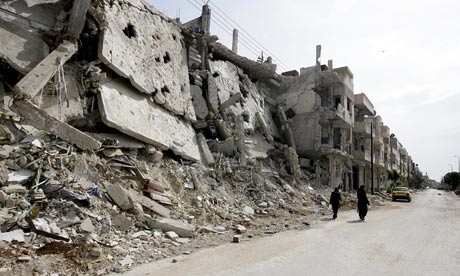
[390,136,401,173]
[373,116,388,191]
[276,54,354,190]
[381,124,392,188]
[352,93,374,191]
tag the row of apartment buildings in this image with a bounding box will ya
[184,4,419,193]
[271,48,419,192]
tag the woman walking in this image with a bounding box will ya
[357,185,370,221]
[329,188,342,219]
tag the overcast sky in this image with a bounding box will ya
[148,0,460,181]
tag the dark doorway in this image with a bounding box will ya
[352,166,359,190]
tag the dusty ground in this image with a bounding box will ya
[0,187,379,276]
[116,189,460,276]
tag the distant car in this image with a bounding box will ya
[392,187,411,202]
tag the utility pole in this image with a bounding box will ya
[370,120,374,195]
[232,29,238,54]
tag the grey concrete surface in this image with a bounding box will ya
[116,189,460,276]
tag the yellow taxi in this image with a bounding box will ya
[392,186,411,202]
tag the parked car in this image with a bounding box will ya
[392,187,411,202]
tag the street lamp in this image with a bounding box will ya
[454,156,460,172]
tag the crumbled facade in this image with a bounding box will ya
[0,1,424,274]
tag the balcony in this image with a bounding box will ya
[333,103,353,127]
[353,120,372,136]
[381,125,390,138]
[373,134,384,148]
[353,149,371,162]
[354,93,375,115]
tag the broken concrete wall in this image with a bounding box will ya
[208,42,277,80]
[98,0,196,121]
[0,0,72,73]
[208,60,240,106]
[207,60,278,138]
[31,64,84,122]
[98,78,200,161]
[276,76,322,157]
[290,113,322,157]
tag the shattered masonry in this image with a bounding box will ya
[0,0,421,274]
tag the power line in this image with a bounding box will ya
[190,0,265,58]
[186,0,262,58]
[207,0,291,70]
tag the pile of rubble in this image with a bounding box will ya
[0,0,390,275]
[0,120,336,275]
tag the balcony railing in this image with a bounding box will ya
[353,120,371,136]
[353,150,371,162]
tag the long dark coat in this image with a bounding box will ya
[329,191,342,209]
[357,188,370,218]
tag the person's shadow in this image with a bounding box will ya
[347,219,365,224]
[320,218,334,221]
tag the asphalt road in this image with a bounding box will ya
[116,189,460,276]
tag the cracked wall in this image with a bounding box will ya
[98,0,196,121]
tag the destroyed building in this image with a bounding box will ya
[0,0,422,274]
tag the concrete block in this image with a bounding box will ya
[196,133,215,166]
[190,85,209,120]
[98,79,200,161]
[11,100,101,151]
[98,0,195,120]
[208,60,241,105]
[0,145,16,159]
[128,189,170,218]
[206,72,219,113]
[0,229,25,242]
[0,1,59,73]
[106,184,133,211]
[2,184,27,195]
[220,92,242,111]
[14,40,78,100]
[80,218,95,233]
[147,217,194,238]
[112,213,133,232]
[0,191,9,206]
[165,231,179,240]
[208,137,236,156]
[246,133,274,160]
[33,65,85,122]
[242,206,255,216]
[7,170,34,185]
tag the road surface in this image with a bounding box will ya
[116,189,460,276]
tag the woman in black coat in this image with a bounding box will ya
[357,185,370,220]
[329,188,342,219]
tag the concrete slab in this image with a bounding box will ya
[98,0,195,120]
[7,170,34,185]
[11,100,101,151]
[33,64,84,122]
[147,217,194,238]
[208,60,240,105]
[0,0,69,73]
[196,133,215,166]
[14,40,78,100]
[98,79,200,161]
[190,85,208,120]
[106,184,133,211]
[128,189,170,218]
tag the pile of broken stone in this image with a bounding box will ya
[0,116,332,275]
[0,0,389,274]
